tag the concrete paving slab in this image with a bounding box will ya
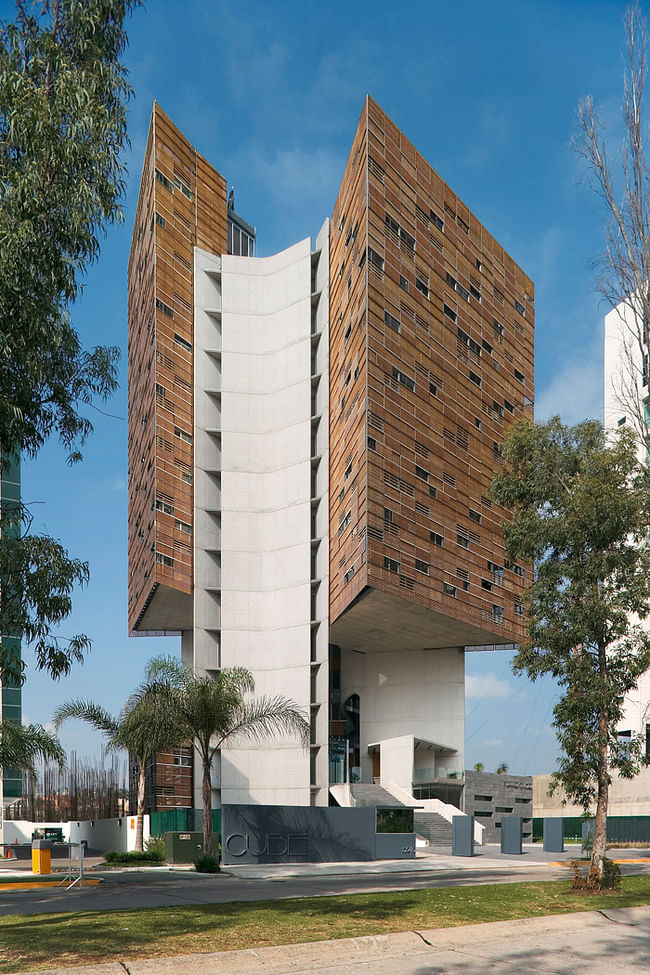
[600,904,650,924]
[223,846,568,880]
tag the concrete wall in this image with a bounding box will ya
[534,767,650,818]
[310,219,331,802]
[192,249,223,679]
[375,832,416,859]
[379,736,416,791]
[341,645,464,784]
[194,238,320,806]
[221,804,413,864]
[463,771,532,843]
[1,816,149,853]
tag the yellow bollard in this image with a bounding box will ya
[31,841,52,875]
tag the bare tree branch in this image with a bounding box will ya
[575,3,650,442]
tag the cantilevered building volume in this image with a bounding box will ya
[128,97,534,814]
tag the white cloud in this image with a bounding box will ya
[463,102,510,169]
[250,146,344,211]
[482,738,505,748]
[535,337,603,425]
[465,673,512,700]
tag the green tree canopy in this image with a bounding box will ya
[0,502,90,686]
[0,0,141,789]
[491,416,650,885]
[0,0,141,462]
[0,0,140,694]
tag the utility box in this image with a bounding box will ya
[164,831,205,864]
[31,839,52,875]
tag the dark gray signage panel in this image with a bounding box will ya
[375,832,416,859]
[543,818,564,853]
[500,816,523,854]
[452,815,474,856]
[222,805,377,864]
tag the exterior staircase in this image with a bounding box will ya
[349,783,410,807]
[413,811,454,846]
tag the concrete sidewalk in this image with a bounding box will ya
[0,843,585,887]
[223,843,582,879]
[8,906,650,975]
[2,842,634,882]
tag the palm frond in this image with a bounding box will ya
[214,695,310,752]
[114,691,189,762]
[0,720,65,776]
[52,699,119,740]
[218,667,255,696]
[144,654,189,687]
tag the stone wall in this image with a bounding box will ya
[463,770,532,843]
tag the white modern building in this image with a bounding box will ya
[604,298,650,756]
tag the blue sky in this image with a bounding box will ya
[5,0,637,776]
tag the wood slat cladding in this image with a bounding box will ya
[127,103,227,634]
[148,746,193,809]
[329,96,534,647]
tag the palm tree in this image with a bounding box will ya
[53,685,183,851]
[0,720,64,776]
[145,657,310,857]
[496,762,509,774]
[473,761,484,773]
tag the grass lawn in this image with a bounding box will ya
[1,876,650,973]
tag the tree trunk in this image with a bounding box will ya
[135,762,145,853]
[588,689,609,888]
[202,756,213,857]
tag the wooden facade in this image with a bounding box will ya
[127,104,227,635]
[130,745,194,813]
[329,97,534,650]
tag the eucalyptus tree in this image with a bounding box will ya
[491,417,650,885]
[0,0,140,686]
[145,658,310,857]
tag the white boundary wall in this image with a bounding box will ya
[1,815,150,852]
